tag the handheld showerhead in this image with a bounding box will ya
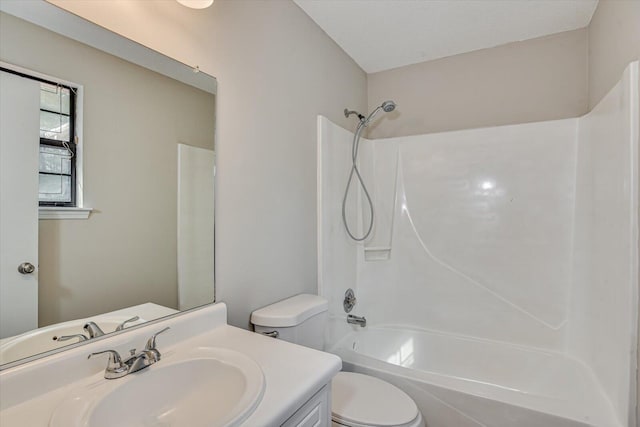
[381,100,396,112]
[341,99,396,242]
[363,100,397,125]
[344,101,397,129]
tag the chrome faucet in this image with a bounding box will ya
[83,321,106,339]
[88,349,129,379]
[115,316,140,331]
[124,327,170,373]
[347,314,367,327]
[88,327,170,379]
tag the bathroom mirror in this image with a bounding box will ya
[0,2,216,368]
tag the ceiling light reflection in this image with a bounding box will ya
[480,180,495,190]
[176,0,214,9]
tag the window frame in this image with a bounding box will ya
[0,63,85,212]
[38,81,77,207]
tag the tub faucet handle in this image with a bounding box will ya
[344,288,357,313]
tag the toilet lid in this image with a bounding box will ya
[331,372,419,427]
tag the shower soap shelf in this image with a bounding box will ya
[363,246,391,261]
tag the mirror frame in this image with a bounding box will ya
[0,0,217,370]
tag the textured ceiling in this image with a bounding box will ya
[294,0,599,73]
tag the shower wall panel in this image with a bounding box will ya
[319,115,579,350]
[317,118,361,345]
[375,121,576,350]
[567,62,639,426]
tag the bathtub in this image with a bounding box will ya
[329,326,620,427]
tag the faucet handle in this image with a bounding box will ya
[115,316,140,331]
[54,333,88,343]
[88,349,123,364]
[145,327,170,351]
[88,350,129,379]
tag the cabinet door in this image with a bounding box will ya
[0,70,40,338]
[281,385,331,427]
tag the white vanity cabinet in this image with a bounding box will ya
[0,304,341,427]
[282,385,331,427]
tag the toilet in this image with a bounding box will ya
[251,294,424,427]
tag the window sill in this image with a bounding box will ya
[39,207,92,220]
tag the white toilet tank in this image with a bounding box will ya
[250,294,328,351]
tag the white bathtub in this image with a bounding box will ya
[329,326,620,427]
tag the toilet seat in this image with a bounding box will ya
[331,372,422,427]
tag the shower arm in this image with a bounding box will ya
[344,108,365,122]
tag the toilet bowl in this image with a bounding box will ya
[251,294,424,427]
[331,372,423,427]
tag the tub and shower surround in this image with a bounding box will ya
[317,62,638,427]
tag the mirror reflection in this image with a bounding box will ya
[0,9,216,366]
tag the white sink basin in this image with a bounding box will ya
[49,347,265,427]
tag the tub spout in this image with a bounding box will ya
[347,314,366,327]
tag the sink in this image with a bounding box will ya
[49,347,265,427]
[0,317,143,364]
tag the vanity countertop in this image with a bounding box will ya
[0,303,342,426]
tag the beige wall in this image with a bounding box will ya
[0,12,215,326]
[46,0,368,328]
[367,29,588,138]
